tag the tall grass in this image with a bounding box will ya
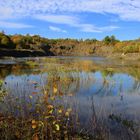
[0,58,140,140]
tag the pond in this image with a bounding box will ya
[0,56,140,140]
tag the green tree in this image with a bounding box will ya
[103,35,118,45]
[103,36,111,45]
[110,35,118,45]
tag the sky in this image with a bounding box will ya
[0,0,140,40]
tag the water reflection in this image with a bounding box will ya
[0,56,140,139]
[0,56,140,102]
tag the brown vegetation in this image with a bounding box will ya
[0,32,140,57]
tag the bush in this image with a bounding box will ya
[122,45,139,53]
[0,34,15,49]
[103,35,119,45]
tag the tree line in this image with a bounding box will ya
[0,31,140,56]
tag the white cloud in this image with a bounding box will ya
[0,0,140,21]
[80,0,140,21]
[0,21,33,28]
[35,14,78,26]
[0,8,14,19]
[79,24,119,33]
[35,14,118,33]
[49,26,67,33]
[2,0,137,32]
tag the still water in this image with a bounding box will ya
[0,56,140,139]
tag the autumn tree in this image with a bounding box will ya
[0,33,15,49]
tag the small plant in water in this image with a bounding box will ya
[0,79,92,140]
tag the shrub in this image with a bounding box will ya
[122,45,139,53]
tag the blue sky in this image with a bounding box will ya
[0,0,140,40]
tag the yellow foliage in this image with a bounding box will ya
[47,105,54,109]
[32,120,36,124]
[50,96,55,100]
[65,112,69,117]
[53,87,58,93]
[67,108,72,112]
[58,109,62,114]
[48,109,53,114]
[31,120,37,129]
[32,124,37,129]
[55,124,60,131]
[29,95,33,99]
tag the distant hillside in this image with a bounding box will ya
[0,32,140,57]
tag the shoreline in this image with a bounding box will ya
[0,49,140,61]
[105,53,140,61]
